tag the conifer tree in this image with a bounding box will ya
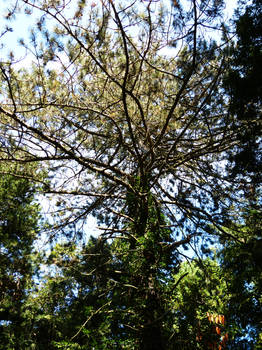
[0,0,260,348]
[0,162,41,349]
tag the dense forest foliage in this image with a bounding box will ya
[0,0,261,349]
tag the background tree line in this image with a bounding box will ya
[0,0,261,349]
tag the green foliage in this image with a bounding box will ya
[169,258,230,349]
[0,162,41,349]
[218,205,262,348]
[0,0,261,349]
[22,237,137,349]
[224,0,262,181]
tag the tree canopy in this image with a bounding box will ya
[0,0,261,349]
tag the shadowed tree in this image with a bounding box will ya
[0,161,41,349]
[223,0,262,182]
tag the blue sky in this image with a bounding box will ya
[0,0,238,62]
